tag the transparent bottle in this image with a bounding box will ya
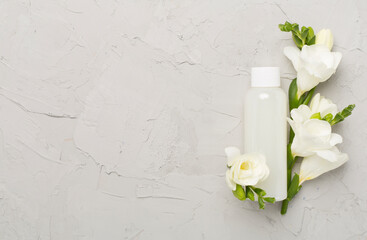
[244,67,287,201]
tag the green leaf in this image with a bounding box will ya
[292,34,304,49]
[288,78,299,110]
[245,186,255,201]
[288,174,300,199]
[264,197,276,203]
[310,112,321,120]
[322,113,333,123]
[279,21,300,32]
[300,27,309,41]
[279,22,315,48]
[307,35,316,45]
[232,184,246,201]
[330,104,355,125]
[306,27,315,45]
[306,27,314,40]
[279,21,293,32]
[291,23,299,32]
[258,197,265,209]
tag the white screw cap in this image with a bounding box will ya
[251,67,280,87]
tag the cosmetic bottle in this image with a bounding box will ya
[244,67,287,201]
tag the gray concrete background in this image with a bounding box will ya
[0,0,366,239]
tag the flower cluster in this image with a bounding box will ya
[279,21,355,214]
[289,94,348,185]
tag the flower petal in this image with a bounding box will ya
[290,105,312,123]
[314,147,340,162]
[332,52,342,70]
[310,93,321,112]
[299,147,348,184]
[329,133,343,146]
[291,119,333,157]
[284,46,301,71]
[297,68,321,95]
[225,146,241,167]
[302,119,331,137]
[226,169,237,191]
[287,118,296,131]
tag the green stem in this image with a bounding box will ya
[284,142,299,214]
[281,199,289,214]
[282,85,315,215]
[283,113,296,214]
[301,87,315,105]
[286,144,293,188]
[281,181,302,215]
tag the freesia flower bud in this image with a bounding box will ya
[316,29,334,50]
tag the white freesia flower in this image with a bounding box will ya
[316,29,334,50]
[225,147,269,190]
[288,104,349,184]
[309,93,338,118]
[284,44,342,97]
[288,105,343,157]
[299,146,348,184]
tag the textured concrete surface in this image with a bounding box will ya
[0,0,367,239]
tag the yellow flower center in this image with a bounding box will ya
[240,161,250,170]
